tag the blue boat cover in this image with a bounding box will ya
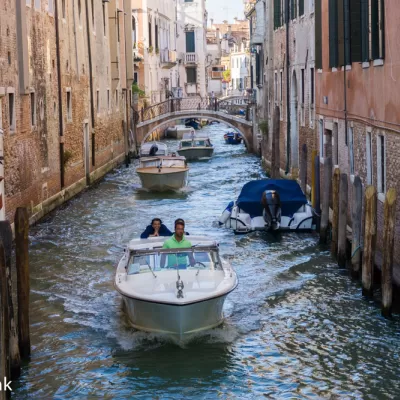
[237,179,307,217]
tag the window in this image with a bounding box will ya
[310,68,314,104]
[62,0,66,18]
[96,90,100,114]
[349,127,354,174]
[8,93,15,131]
[115,90,119,109]
[371,0,385,60]
[132,17,136,46]
[315,0,322,68]
[78,0,81,25]
[274,72,278,102]
[280,71,283,102]
[185,31,195,52]
[91,0,95,28]
[299,0,304,15]
[361,0,369,62]
[155,21,159,50]
[377,135,386,194]
[329,0,338,68]
[291,0,298,19]
[107,89,110,110]
[301,69,305,103]
[149,19,152,47]
[34,0,40,10]
[30,92,36,127]
[66,90,72,121]
[48,0,54,14]
[333,122,339,165]
[102,3,106,36]
[134,72,138,84]
[366,130,372,185]
[319,120,324,157]
[186,68,196,83]
[274,0,282,29]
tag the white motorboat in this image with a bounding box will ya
[140,141,168,157]
[136,156,189,191]
[165,125,194,139]
[219,179,315,233]
[177,132,214,160]
[114,236,238,339]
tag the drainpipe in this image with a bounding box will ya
[285,0,291,174]
[85,0,96,166]
[55,0,64,188]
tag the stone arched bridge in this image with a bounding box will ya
[132,97,256,151]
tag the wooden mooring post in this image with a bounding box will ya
[382,189,397,317]
[314,155,321,232]
[0,243,10,400]
[362,186,377,297]
[311,150,317,208]
[337,173,348,267]
[320,157,332,244]
[0,221,21,379]
[351,177,363,278]
[299,144,307,194]
[331,168,340,258]
[15,208,31,358]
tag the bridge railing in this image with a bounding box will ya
[133,97,253,124]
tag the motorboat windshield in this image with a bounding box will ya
[126,247,223,274]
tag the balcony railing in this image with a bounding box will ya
[185,53,197,64]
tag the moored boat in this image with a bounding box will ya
[114,236,238,339]
[177,132,214,160]
[165,125,195,139]
[224,132,243,145]
[140,141,168,157]
[219,179,315,233]
[136,156,189,191]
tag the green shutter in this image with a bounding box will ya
[315,0,322,69]
[361,0,369,61]
[371,0,379,59]
[186,31,195,53]
[380,0,385,59]
[350,0,362,62]
[274,0,280,29]
[291,0,295,20]
[338,0,344,66]
[299,0,304,16]
[329,0,339,68]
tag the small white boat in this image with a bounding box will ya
[219,179,315,233]
[114,236,238,339]
[165,125,194,139]
[136,156,189,191]
[177,132,214,160]
[140,141,168,157]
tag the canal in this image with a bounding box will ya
[13,124,400,398]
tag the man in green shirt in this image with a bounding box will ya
[161,221,195,268]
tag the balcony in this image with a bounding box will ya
[185,53,198,64]
[160,49,177,69]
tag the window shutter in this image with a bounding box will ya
[299,0,304,16]
[274,0,281,29]
[185,31,195,52]
[361,0,369,61]
[256,51,260,85]
[350,0,362,62]
[329,0,338,68]
[371,0,379,59]
[338,0,344,66]
[291,0,295,19]
[380,0,385,59]
[315,0,322,69]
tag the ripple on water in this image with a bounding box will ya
[14,125,400,399]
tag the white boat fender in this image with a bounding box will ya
[219,201,234,225]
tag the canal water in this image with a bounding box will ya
[13,124,400,399]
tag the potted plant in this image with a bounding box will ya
[258,120,268,136]
[133,42,137,49]
[148,46,154,54]
[132,82,146,98]
[155,47,160,54]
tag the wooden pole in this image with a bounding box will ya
[381,188,397,317]
[362,186,377,297]
[351,176,363,278]
[299,143,307,194]
[314,155,321,232]
[0,243,10,400]
[271,106,280,179]
[331,167,340,258]
[320,157,332,244]
[337,173,348,267]
[0,221,21,379]
[311,149,317,208]
[15,208,31,359]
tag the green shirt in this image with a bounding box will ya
[162,235,192,268]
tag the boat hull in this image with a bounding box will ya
[122,294,227,338]
[136,168,189,191]
[225,138,242,145]
[177,147,214,160]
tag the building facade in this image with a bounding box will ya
[316,0,400,260]
[0,0,132,223]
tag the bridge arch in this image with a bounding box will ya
[140,115,251,149]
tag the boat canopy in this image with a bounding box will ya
[236,179,308,217]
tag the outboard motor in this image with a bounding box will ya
[261,190,281,231]
[149,144,158,156]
